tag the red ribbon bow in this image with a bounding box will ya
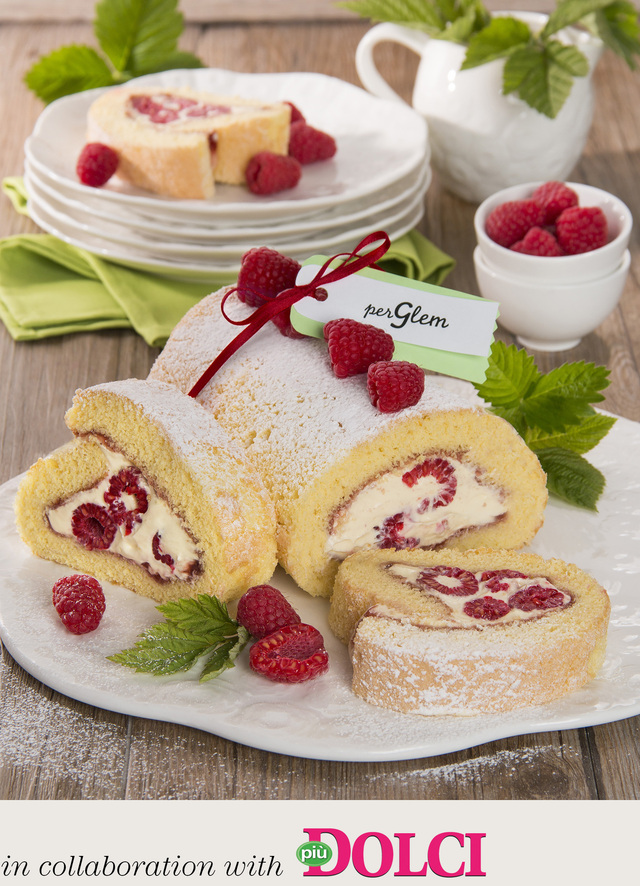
[188,230,391,398]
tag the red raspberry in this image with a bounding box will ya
[324,318,394,378]
[270,306,305,339]
[103,467,148,534]
[76,143,119,188]
[376,512,419,550]
[245,151,302,195]
[367,360,425,413]
[463,596,511,621]
[152,532,174,569]
[480,570,527,593]
[402,457,457,510]
[236,584,301,639]
[531,181,579,224]
[485,199,545,248]
[237,246,301,307]
[510,226,565,256]
[509,584,566,611]
[556,205,608,254]
[284,101,305,123]
[417,566,479,597]
[52,574,106,634]
[288,121,337,165]
[249,623,329,683]
[71,503,117,550]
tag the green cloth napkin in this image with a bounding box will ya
[0,176,455,347]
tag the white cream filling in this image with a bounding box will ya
[46,446,200,581]
[325,456,506,560]
[386,563,571,627]
[126,95,264,125]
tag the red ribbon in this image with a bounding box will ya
[188,230,391,398]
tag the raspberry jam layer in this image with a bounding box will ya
[46,445,201,581]
[386,563,571,627]
[325,454,506,560]
[126,93,257,125]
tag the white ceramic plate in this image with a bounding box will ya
[26,158,431,243]
[26,167,429,260]
[25,68,429,221]
[27,185,425,275]
[1,414,639,762]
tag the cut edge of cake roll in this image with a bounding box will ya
[14,378,277,603]
[87,86,291,198]
[149,288,549,600]
[330,547,610,715]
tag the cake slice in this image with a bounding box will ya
[149,288,548,598]
[330,548,610,715]
[15,378,277,603]
[87,86,291,198]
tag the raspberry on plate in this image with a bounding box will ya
[288,121,337,164]
[485,199,545,248]
[510,226,565,256]
[367,361,425,413]
[76,143,119,188]
[236,584,301,638]
[284,101,305,123]
[531,181,579,224]
[52,574,106,635]
[236,246,301,307]
[324,318,394,378]
[556,205,609,254]
[245,151,302,195]
[249,623,329,683]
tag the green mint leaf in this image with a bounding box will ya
[535,447,605,510]
[521,361,610,431]
[24,45,116,103]
[461,16,531,68]
[140,50,204,73]
[108,595,249,680]
[107,623,212,675]
[502,42,579,118]
[524,411,616,454]
[473,341,540,408]
[338,0,445,31]
[95,0,183,75]
[591,2,640,68]
[541,0,618,39]
[157,593,239,637]
[200,628,250,682]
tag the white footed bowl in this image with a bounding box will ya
[474,247,631,351]
[475,182,632,283]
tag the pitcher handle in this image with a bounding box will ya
[355,22,430,105]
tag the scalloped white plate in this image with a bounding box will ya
[1,414,639,761]
[25,68,429,222]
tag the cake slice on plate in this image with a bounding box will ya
[330,548,610,714]
[15,378,277,603]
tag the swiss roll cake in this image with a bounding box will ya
[331,548,610,715]
[87,86,291,198]
[149,288,548,597]
[15,378,277,603]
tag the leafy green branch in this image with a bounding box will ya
[340,0,640,116]
[473,340,615,510]
[25,0,203,105]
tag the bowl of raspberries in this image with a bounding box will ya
[473,180,632,351]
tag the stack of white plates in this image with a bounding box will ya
[23,69,431,283]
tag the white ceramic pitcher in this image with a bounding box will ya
[356,12,603,202]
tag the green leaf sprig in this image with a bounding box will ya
[25,0,204,105]
[473,341,616,510]
[340,0,640,117]
[108,594,249,682]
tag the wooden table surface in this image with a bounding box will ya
[0,9,639,801]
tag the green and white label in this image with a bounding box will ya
[291,257,499,383]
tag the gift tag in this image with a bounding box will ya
[290,258,499,383]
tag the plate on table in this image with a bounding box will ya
[25,68,429,222]
[1,414,639,762]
